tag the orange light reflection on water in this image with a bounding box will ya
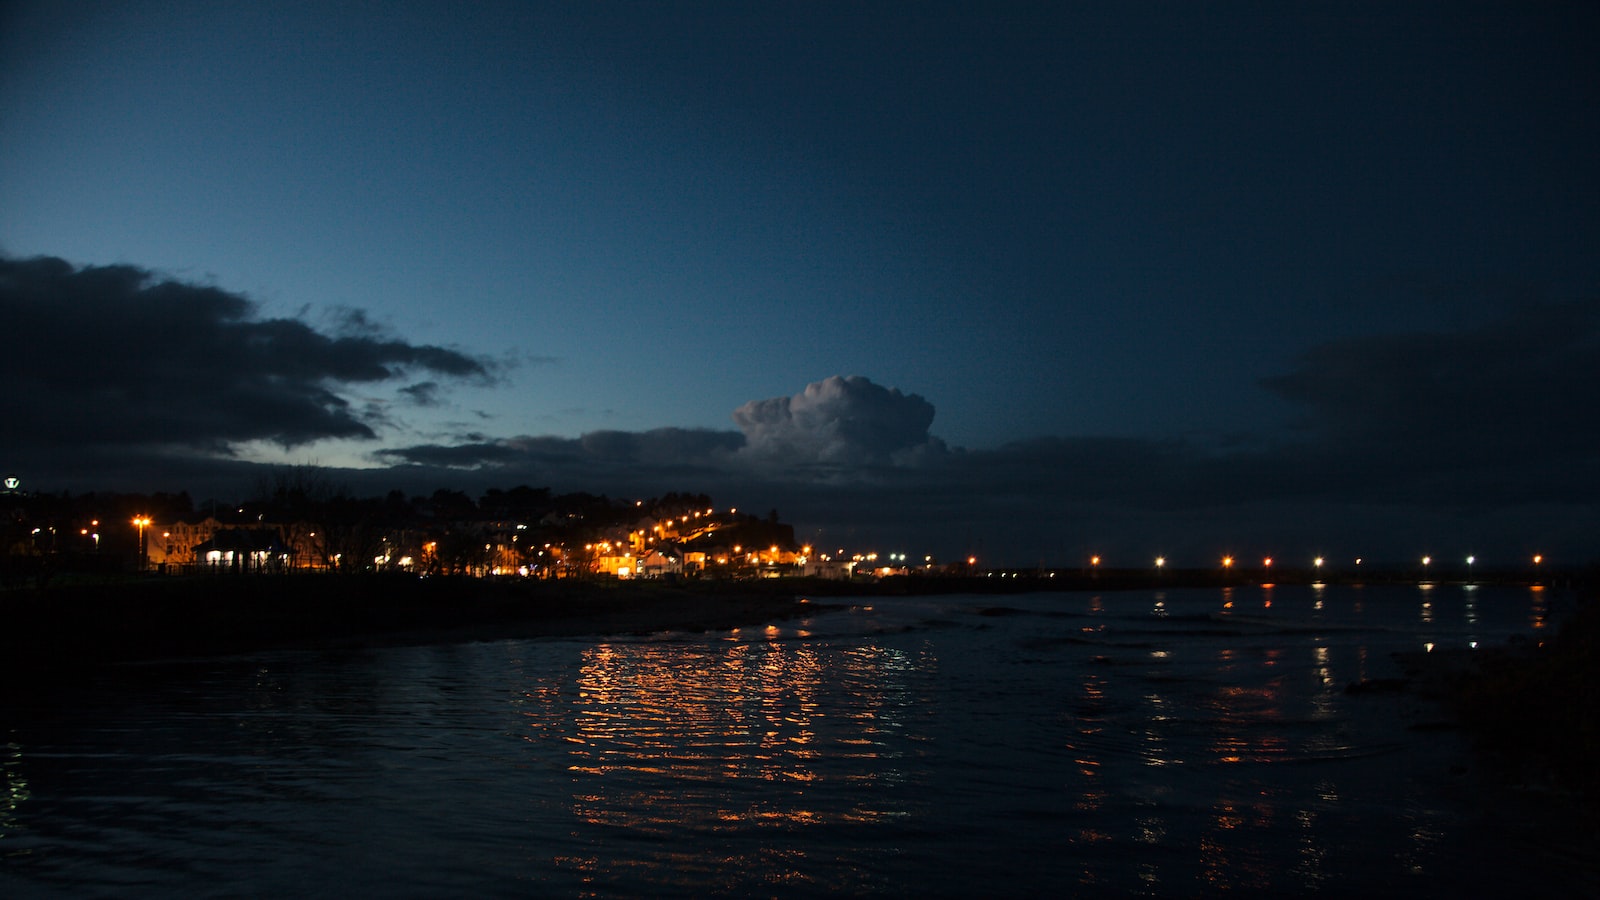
[526,636,926,889]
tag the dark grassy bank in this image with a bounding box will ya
[0,574,814,673]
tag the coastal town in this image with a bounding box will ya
[1,476,934,584]
[1,473,1578,588]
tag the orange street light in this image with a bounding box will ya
[132,516,152,569]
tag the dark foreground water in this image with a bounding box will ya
[2,583,1593,897]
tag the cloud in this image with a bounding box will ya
[1264,297,1600,458]
[731,375,946,471]
[373,428,744,478]
[1260,297,1600,506]
[400,381,444,406]
[0,254,495,468]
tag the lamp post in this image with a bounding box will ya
[1466,555,1476,583]
[132,516,152,571]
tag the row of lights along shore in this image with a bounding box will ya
[1000,553,1549,573]
[109,512,1550,578]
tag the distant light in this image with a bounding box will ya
[1263,557,1273,568]
[1421,556,1431,566]
[1222,556,1233,568]
[1155,557,1166,568]
[1314,557,1324,568]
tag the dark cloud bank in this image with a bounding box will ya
[5,255,1597,565]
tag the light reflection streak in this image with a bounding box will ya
[525,636,930,889]
[1068,671,1109,834]
[1140,690,1175,767]
[1205,645,1287,765]
[0,738,28,840]
[1295,807,1327,887]
[1309,645,1338,722]
[1201,798,1272,891]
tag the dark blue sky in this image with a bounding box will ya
[2,1,1597,566]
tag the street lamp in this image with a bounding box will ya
[132,516,152,570]
[1466,555,1476,582]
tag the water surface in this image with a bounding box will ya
[1,583,1589,897]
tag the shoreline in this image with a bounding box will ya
[0,575,821,673]
[3,571,1589,669]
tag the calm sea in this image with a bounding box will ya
[1,583,1591,898]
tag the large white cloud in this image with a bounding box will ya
[731,375,945,469]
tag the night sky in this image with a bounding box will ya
[3,1,1596,567]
